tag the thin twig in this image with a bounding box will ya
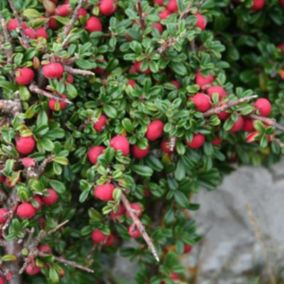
[121,192,160,262]
[29,84,72,104]
[250,114,284,132]
[203,95,258,117]
[0,15,13,64]
[38,252,95,273]
[179,0,194,20]
[7,0,30,48]
[64,66,95,76]
[62,0,84,48]
[20,220,70,274]
[137,0,146,31]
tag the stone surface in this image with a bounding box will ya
[188,162,284,283]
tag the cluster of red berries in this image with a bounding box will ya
[190,71,272,146]
[154,0,206,31]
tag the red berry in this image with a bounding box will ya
[191,93,212,112]
[38,244,52,254]
[94,115,107,132]
[128,224,141,239]
[66,73,74,83]
[77,7,87,17]
[110,204,125,220]
[159,9,170,20]
[87,146,105,164]
[186,133,205,149]
[105,234,118,246]
[132,145,150,159]
[94,183,115,201]
[280,0,284,6]
[146,120,164,141]
[16,202,37,219]
[130,61,151,74]
[207,86,227,100]
[218,111,230,121]
[167,0,178,13]
[230,116,244,133]
[91,229,108,243]
[15,67,35,85]
[16,136,36,155]
[100,0,117,16]
[42,189,58,206]
[21,157,36,167]
[152,22,164,33]
[55,4,71,16]
[48,95,68,111]
[36,27,48,39]
[42,63,64,79]
[243,118,255,132]
[7,18,19,31]
[184,244,192,253]
[0,208,8,224]
[212,137,222,146]
[126,203,143,218]
[161,139,174,153]
[33,196,43,210]
[195,13,206,30]
[23,27,36,39]
[128,79,136,87]
[0,277,5,284]
[171,272,180,281]
[85,16,102,32]
[252,0,265,11]
[110,135,130,156]
[195,71,214,89]
[277,43,284,53]
[171,80,181,89]
[48,17,58,30]
[5,272,13,281]
[254,98,272,117]
[25,264,41,276]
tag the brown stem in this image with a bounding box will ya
[120,192,160,262]
[0,100,22,115]
[137,0,146,31]
[5,241,21,284]
[61,0,85,48]
[64,66,95,76]
[7,0,30,49]
[250,114,284,132]
[203,95,258,117]
[29,84,72,104]
[38,252,94,273]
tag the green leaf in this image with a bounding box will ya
[103,105,117,118]
[23,9,42,19]
[175,160,185,181]
[174,191,189,208]
[53,156,68,165]
[1,254,17,262]
[49,267,59,283]
[49,180,66,193]
[132,165,153,177]
[122,118,134,132]
[66,84,78,99]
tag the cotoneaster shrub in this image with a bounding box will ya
[0,0,283,283]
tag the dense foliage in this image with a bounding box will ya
[0,0,283,283]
